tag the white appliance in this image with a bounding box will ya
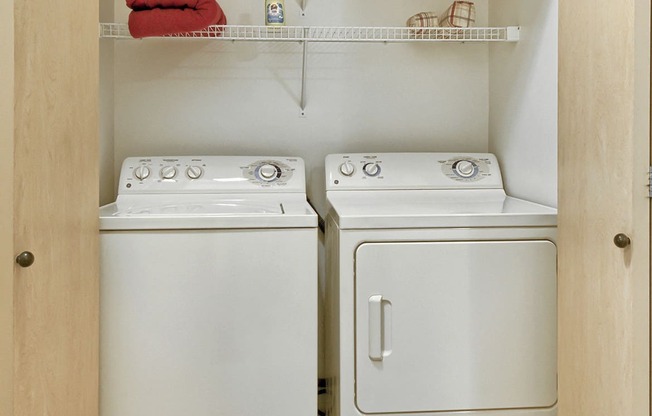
[324,153,557,416]
[100,156,317,416]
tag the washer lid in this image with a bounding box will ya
[100,194,317,230]
[326,190,557,229]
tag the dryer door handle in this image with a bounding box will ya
[368,295,387,361]
[369,295,383,361]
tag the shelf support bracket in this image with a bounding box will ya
[300,28,309,115]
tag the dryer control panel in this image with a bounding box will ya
[118,156,306,194]
[326,153,503,190]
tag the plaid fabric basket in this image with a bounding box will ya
[407,12,439,28]
[406,11,439,37]
[439,1,476,28]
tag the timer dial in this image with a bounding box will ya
[441,156,491,183]
[244,160,293,184]
[258,164,280,182]
[453,160,477,178]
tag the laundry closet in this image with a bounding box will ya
[97,0,558,413]
[3,0,650,415]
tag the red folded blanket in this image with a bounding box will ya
[127,0,227,38]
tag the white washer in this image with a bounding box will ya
[100,156,317,416]
[324,153,557,416]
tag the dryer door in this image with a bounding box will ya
[355,240,557,413]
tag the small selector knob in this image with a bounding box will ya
[454,160,476,178]
[339,161,356,177]
[186,166,203,179]
[258,164,279,181]
[133,166,150,181]
[160,166,178,180]
[363,163,381,177]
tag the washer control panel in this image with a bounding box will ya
[326,153,503,190]
[118,156,305,194]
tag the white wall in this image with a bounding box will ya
[103,1,559,210]
[100,0,115,205]
[109,0,490,215]
[489,0,558,207]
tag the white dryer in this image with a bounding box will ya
[100,156,317,416]
[324,153,557,416]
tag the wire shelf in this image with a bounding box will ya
[99,24,520,42]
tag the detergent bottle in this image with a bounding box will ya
[265,0,285,26]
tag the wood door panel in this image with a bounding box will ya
[12,0,99,413]
[558,0,650,415]
[0,0,15,414]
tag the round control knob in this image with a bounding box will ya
[339,161,356,177]
[258,164,279,181]
[160,166,178,180]
[186,166,204,180]
[454,160,476,178]
[133,166,150,181]
[363,163,381,177]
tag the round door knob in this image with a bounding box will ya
[16,251,35,268]
[614,233,631,248]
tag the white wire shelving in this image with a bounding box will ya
[99,24,520,42]
[99,23,519,113]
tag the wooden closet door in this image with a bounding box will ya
[2,0,100,414]
[558,0,651,415]
[0,0,15,415]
